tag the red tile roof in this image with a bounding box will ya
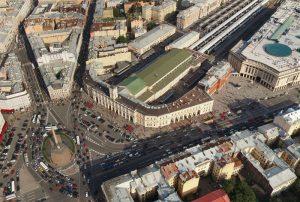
[192,189,230,202]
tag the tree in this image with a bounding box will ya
[291,178,300,198]
[147,21,157,31]
[165,11,178,24]
[116,36,129,44]
[231,181,256,202]
[222,179,235,194]
[113,7,124,18]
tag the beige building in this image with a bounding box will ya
[88,36,131,68]
[91,20,127,38]
[177,0,225,29]
[257,123,281,145]
[177,171,199,198]
[276,144,300,170]
[229,0,300,92]
[274,108,300,136]
[212,155,242,181]
[84,82,213,128]
[82,49,214,128]
[142,0,176,23]
[0,0,33,53]
[102,8,114,18]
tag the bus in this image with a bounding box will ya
[45,126,58,131]
[76,136,80,145]
[11,180,15,193]
[39,162,49,172]
[24,153,29,166]
[32,114,37,123]
[5,193,16,201]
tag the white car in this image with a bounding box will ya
[85,192,89,198]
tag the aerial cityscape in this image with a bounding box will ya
[0,0,299,201]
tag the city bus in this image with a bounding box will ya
[76,136,80,145]
[24,153,29,166]
[11,180,15,193]
[39,162,49,172]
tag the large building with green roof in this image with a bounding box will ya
[120,49,194,102]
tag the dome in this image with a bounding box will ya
[264,43,292,57]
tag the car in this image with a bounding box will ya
[85,192,89,198]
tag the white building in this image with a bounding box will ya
[0,53,31,110]
[102,164,181,202]
[128,24,176,55]
[165,31,200,50]
[87,36,131,69]
[229,0,300,91]
[274,107,300,136]
[232,131,297,196]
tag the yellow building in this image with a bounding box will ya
[160,163,179,187]
[177,170,200,198]
[212,156,242,181]
[103,8,114,19]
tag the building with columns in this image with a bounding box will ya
[229,0,300,91]
[84,49,213,128]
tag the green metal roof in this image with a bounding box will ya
[270,16,294,41]
[137,56,193,102]
[120,49,192,97]
[120,75,145,95]
[137,49,192,86]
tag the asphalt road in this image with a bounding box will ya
[82,96,297,200]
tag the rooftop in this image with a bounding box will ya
[120,49,192,98]
[199,62,232,89]
[192,189,230,202]
[236,0,300,72]
[128,24,176,50]
[102,164,181,202]
[287,143,300,159]
[0,53,25,97]
[280,107,300,124]
[167,31,200,49]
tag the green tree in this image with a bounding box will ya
[164,11,178,24]
[116,36,129,44]
[222,179,235,194]
[146,21,157,31]
[113,7,124,18]
[231,181,256,202]
[291,178,300,198]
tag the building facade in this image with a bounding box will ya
[199,63,232,95]
[229,0,300,91]
[177,171,200,198]
[177,0,226,29]
[274,108,300,136]
[128,24,176,55]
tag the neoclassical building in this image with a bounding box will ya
[84,49,214,128]
[229,0,300,91]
